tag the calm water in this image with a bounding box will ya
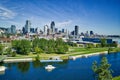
[0,52,120,80]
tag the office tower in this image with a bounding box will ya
[55,28,58,33]
[71,31,74,35]
[47,28,51,35]
[50,21,55,34]
[90,31,94,36]
[44,25,48,35]
[11,25,16,34]
[62,29,65,33]
[75,25,79,36]
[7,28,11,34]
[30,28,35,33]
[85,31,89,37]
[22,27,25,34]
[25,20,31,33]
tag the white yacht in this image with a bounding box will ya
[45,65,55,71]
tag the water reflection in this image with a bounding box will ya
[0,71,5,75]
[32,60,41,68]
[17,62,30,73]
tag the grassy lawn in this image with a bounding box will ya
[68,47,108,56]
[113,76,120,80]
[5,47,120,60]
[5,47,110,60]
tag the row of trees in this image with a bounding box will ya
[32,38,68,54]
[0,44,3,55]
[11,38,69,55]
[100,38,118,47]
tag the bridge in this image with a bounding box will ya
[0,55,6,62]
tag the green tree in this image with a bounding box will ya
[12,40,31,55]
[0,44,3,55]
[92,57,113,80]
[20,40,31,55]
[100,38,107,47]
[86,43,94,49]
[34,46,43,54]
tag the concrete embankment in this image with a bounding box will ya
[3,58,33,63]
[69,51,108,59]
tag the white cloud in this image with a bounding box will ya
[0,6,16,19]
[56,20,72,28]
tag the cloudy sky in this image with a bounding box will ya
[0,0,120,35]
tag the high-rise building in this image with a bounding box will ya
[75,25,79,36]
[55,28,58,33]
[71,31,74,35]
[7,28,11,34]
[25,20,31,33]
[44,25,48,35]
[90,31,94,36]
[11,25,16,34]
[47,28,51,35]
[30,28,35,33]
[50,21,55,34]
[62,29,65,33]
[22,27,25,34]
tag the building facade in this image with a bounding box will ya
[50,21,55,34]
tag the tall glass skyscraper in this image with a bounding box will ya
[44,25,48,35]
[50,21,55,34]
[25,20,31,33]
[11,25,16,34]
[75,25,79,36]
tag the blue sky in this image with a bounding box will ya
[0,0,120,35]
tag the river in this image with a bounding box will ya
[0,52,120,80]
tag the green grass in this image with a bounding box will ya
[113,76,120,80]
[5,47,119,60]
[68,47,108,56]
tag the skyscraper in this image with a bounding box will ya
[11,25,16,34]
[90,31,94,36]
[44,25,48,35]
[75,25,79,36]
[50,21,55,34]
[55,28,58,33]
[25,20,31,33]
[62,29,65,33]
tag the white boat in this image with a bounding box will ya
[0,66,6,72]
[45,65,55,71]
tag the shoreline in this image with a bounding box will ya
[69,51,108,59]
[3,51,109,63]
[3,58,33,63]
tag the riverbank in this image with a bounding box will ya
[3,51,108,63]
[3,58,33,63]
[69,51,108,59]
[1,47,119,63]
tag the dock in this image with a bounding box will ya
[3,58,33,63]
[40,59,63,62]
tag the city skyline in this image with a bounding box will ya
[0,0,120,35]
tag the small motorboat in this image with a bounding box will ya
[45,65,55,71]
[0,66,6,72]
